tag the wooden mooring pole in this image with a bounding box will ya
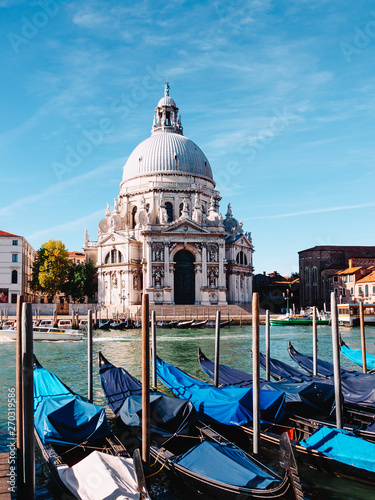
[22,303,35,498]
[87,309,93,403]
[331,292,343,429]
[359,302,367,374]
[142,294,150,466]
[151,310,157,388]
[312,306,318,377]
[214,311,221,387]
[265,310,270,381]
[252,293,260,455]
[16,296,24,497]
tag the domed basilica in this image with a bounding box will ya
[84,84,254,307]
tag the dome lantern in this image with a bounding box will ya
[152,82,183,136]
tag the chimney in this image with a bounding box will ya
[348,258,353,268]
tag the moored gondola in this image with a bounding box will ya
[156,354,375,485]
[98,352,300,499]
[33,355,150,499]
[176,319,195,328]
[190,319,208,329]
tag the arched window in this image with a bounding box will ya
[236,251,247,265]
[11,270,17,284]
[165,202,173,223]
[365,284,369,297]
[105,250,124,264]
[131,206,137,228]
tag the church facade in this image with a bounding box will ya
[84,85,254,307]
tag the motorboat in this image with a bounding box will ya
[0,326,83,341]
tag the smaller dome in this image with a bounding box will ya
[157,96,176,108]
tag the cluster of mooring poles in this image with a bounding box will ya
[17,290,370,495]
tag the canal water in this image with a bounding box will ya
[1,323,375,499]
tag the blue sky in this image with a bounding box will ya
[1,0,374,275]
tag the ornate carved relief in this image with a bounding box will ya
[207,244,218,262]
[207,267,219,288]
[152,265,164,288]
[152,243,164,261]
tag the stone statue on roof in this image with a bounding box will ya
[165,81,170,96]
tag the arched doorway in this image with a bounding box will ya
[174,250,195,304]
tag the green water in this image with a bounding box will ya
[1,323,375,499]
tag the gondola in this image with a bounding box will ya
[33,355,149,499]
[98,320,112,330]
[260,346,375,429]
[197,348,335,418]
[98,352,300,499]
[340,338,375,372]
[198,348,375,442]
[176,319,195,328]
[206,318,233,328]
[190,319,208,329]
[156,355,375,485]
[164,320,180,328]
[111,320,128,330]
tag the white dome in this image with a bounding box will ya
[122,132,213,182]
[157,96,176,107]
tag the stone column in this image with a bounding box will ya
[147,242,153,287]
[218,244,225,287]
[195,263,202,304]
[164,242,169,287]
[202,244,207,288]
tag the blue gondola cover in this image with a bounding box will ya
[156,357,286,425]
[34,365,110,446]
[175,440,278,489]
[200,351,335,416]
[341,342,375,371]
[300,426,375,473]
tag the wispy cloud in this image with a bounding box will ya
[26,209,104,244]
[244,203,375,221]
[0,159,121,217]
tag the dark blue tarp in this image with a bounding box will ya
[288,344,354,378]
[175,440,278,489]
[300,426,375,473]
[259,352,311,382]
[199,350,335,417]
[156,357,286,426]
[99,356,198,435]
[268,346,375,409]
[34,365,110,446]
[341,342,375,371]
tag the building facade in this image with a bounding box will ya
[299,245,375,309]
[84,85,254,308]
[0,230,35,306]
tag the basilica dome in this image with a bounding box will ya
[122,85,213,182]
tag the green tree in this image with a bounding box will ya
[30,240,70,298]
[63,260,97,303]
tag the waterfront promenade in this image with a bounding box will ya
[0,304,278,326]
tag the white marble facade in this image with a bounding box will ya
[84,85,254,307]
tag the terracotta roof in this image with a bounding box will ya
[337,267,363,275]
[357,271,375,283]
[0,230,21,238]
[68,251,85,257]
